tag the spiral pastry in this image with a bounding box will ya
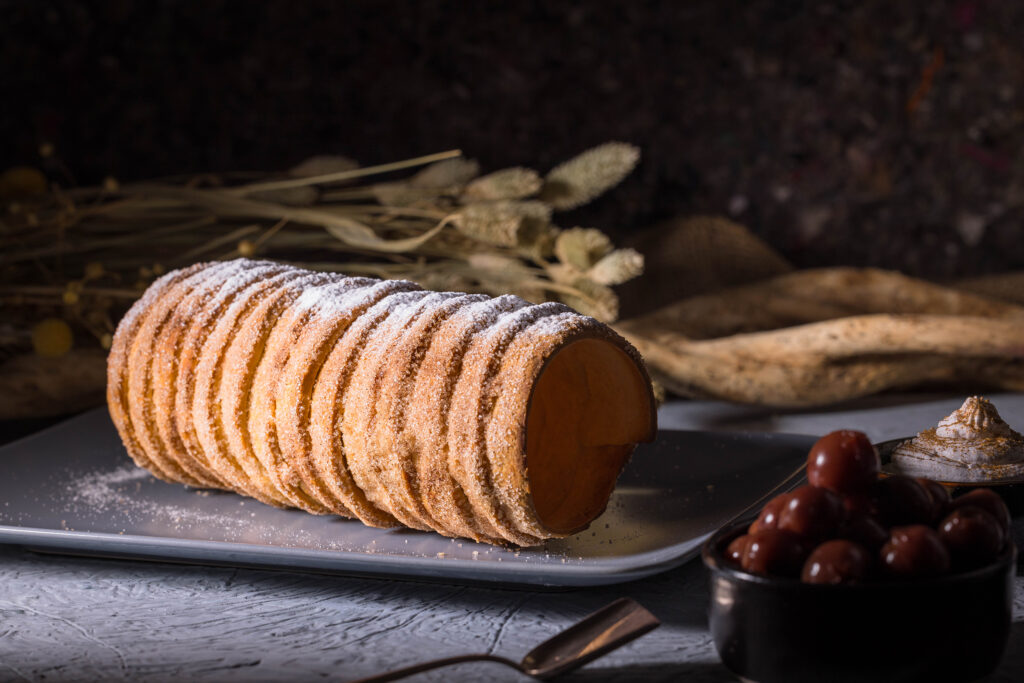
[107,259,656,545]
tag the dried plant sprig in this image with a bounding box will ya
[554,227,613,270]
[558,276,620,323]
[588,248,645,286]
[463,167,543,201]
[229,149,464,196]
[1,143,644,361]
[541,142,640,211]
[454,200,552,247]
[410,158,481,188]
[288,155,359,178]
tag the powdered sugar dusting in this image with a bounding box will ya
[66,465,248,531]
[73,465,152,505]
[107,258,650,547]
[293,277,393,317]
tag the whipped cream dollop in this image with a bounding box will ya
[889,396,1024,482]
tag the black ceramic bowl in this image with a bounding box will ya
[702,522,1016,683]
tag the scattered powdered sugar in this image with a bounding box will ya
[60,464,435,554]
[57,464,582,560]
[72,465,152,507]
[66,465,250,533]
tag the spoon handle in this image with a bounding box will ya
[348,653,522,683]
[723,460,807,528]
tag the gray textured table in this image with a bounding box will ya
[2,394,1024,682]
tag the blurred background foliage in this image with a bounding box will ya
[3,0,1024,284]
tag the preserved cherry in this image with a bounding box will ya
[939,506,1003,569]
[725,430,1012,582]
[881,525,951,578]
[726,534,751,565]
[839,512,888,549]
[741,529,807,577]
[950,489,1010,541]
[916,477,952,523]
[843,492,880,518]
[801,540,872,584]
[807,430,880,495]
[749,493,791,534]
[778,485,845,542]
[876,476,934,526]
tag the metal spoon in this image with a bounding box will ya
[348,597,660,682]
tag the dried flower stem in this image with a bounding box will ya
[228,149,463,196]
[2,144,643,362]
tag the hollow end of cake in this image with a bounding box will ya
[525,337,655,535]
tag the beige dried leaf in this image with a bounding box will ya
[455,203,518,247]
[615,314,1024,406]
[288,155,360,178]
[467,252,524,273]
[588,248,644,285]
[462,167,542,201]
[560,277,620,322]
[321,212,447,253]
[541,142,640,210]
[455,201,552,247]
[466,253,536,282]
[372,181,433,207]
[411,158,481,188]
[546,262,580,285]
[554,227,613,270]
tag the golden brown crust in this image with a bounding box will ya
[128,261,237,486]
[448,303,570,545]
[306,280,422,526]
[191,266,299,503]
[221,271,331,506]
[347,291,464,530]
[150,269,235,488]
[490,317,657,539]
[319,288,429,527]
[172,262,283,487]
[372,292,488,534]
[107,259,657,546]
[273,277,379,516]
[406,295,527,541]
[107,262,212,480]
[248,272,341,512]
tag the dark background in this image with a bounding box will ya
[3,0,1023,278]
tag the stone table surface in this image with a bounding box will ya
[2,393,1024,682]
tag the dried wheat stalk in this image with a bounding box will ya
[0,144,643,357]
[0,145,644,417]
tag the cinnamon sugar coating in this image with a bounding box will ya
[107,259,656,545]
